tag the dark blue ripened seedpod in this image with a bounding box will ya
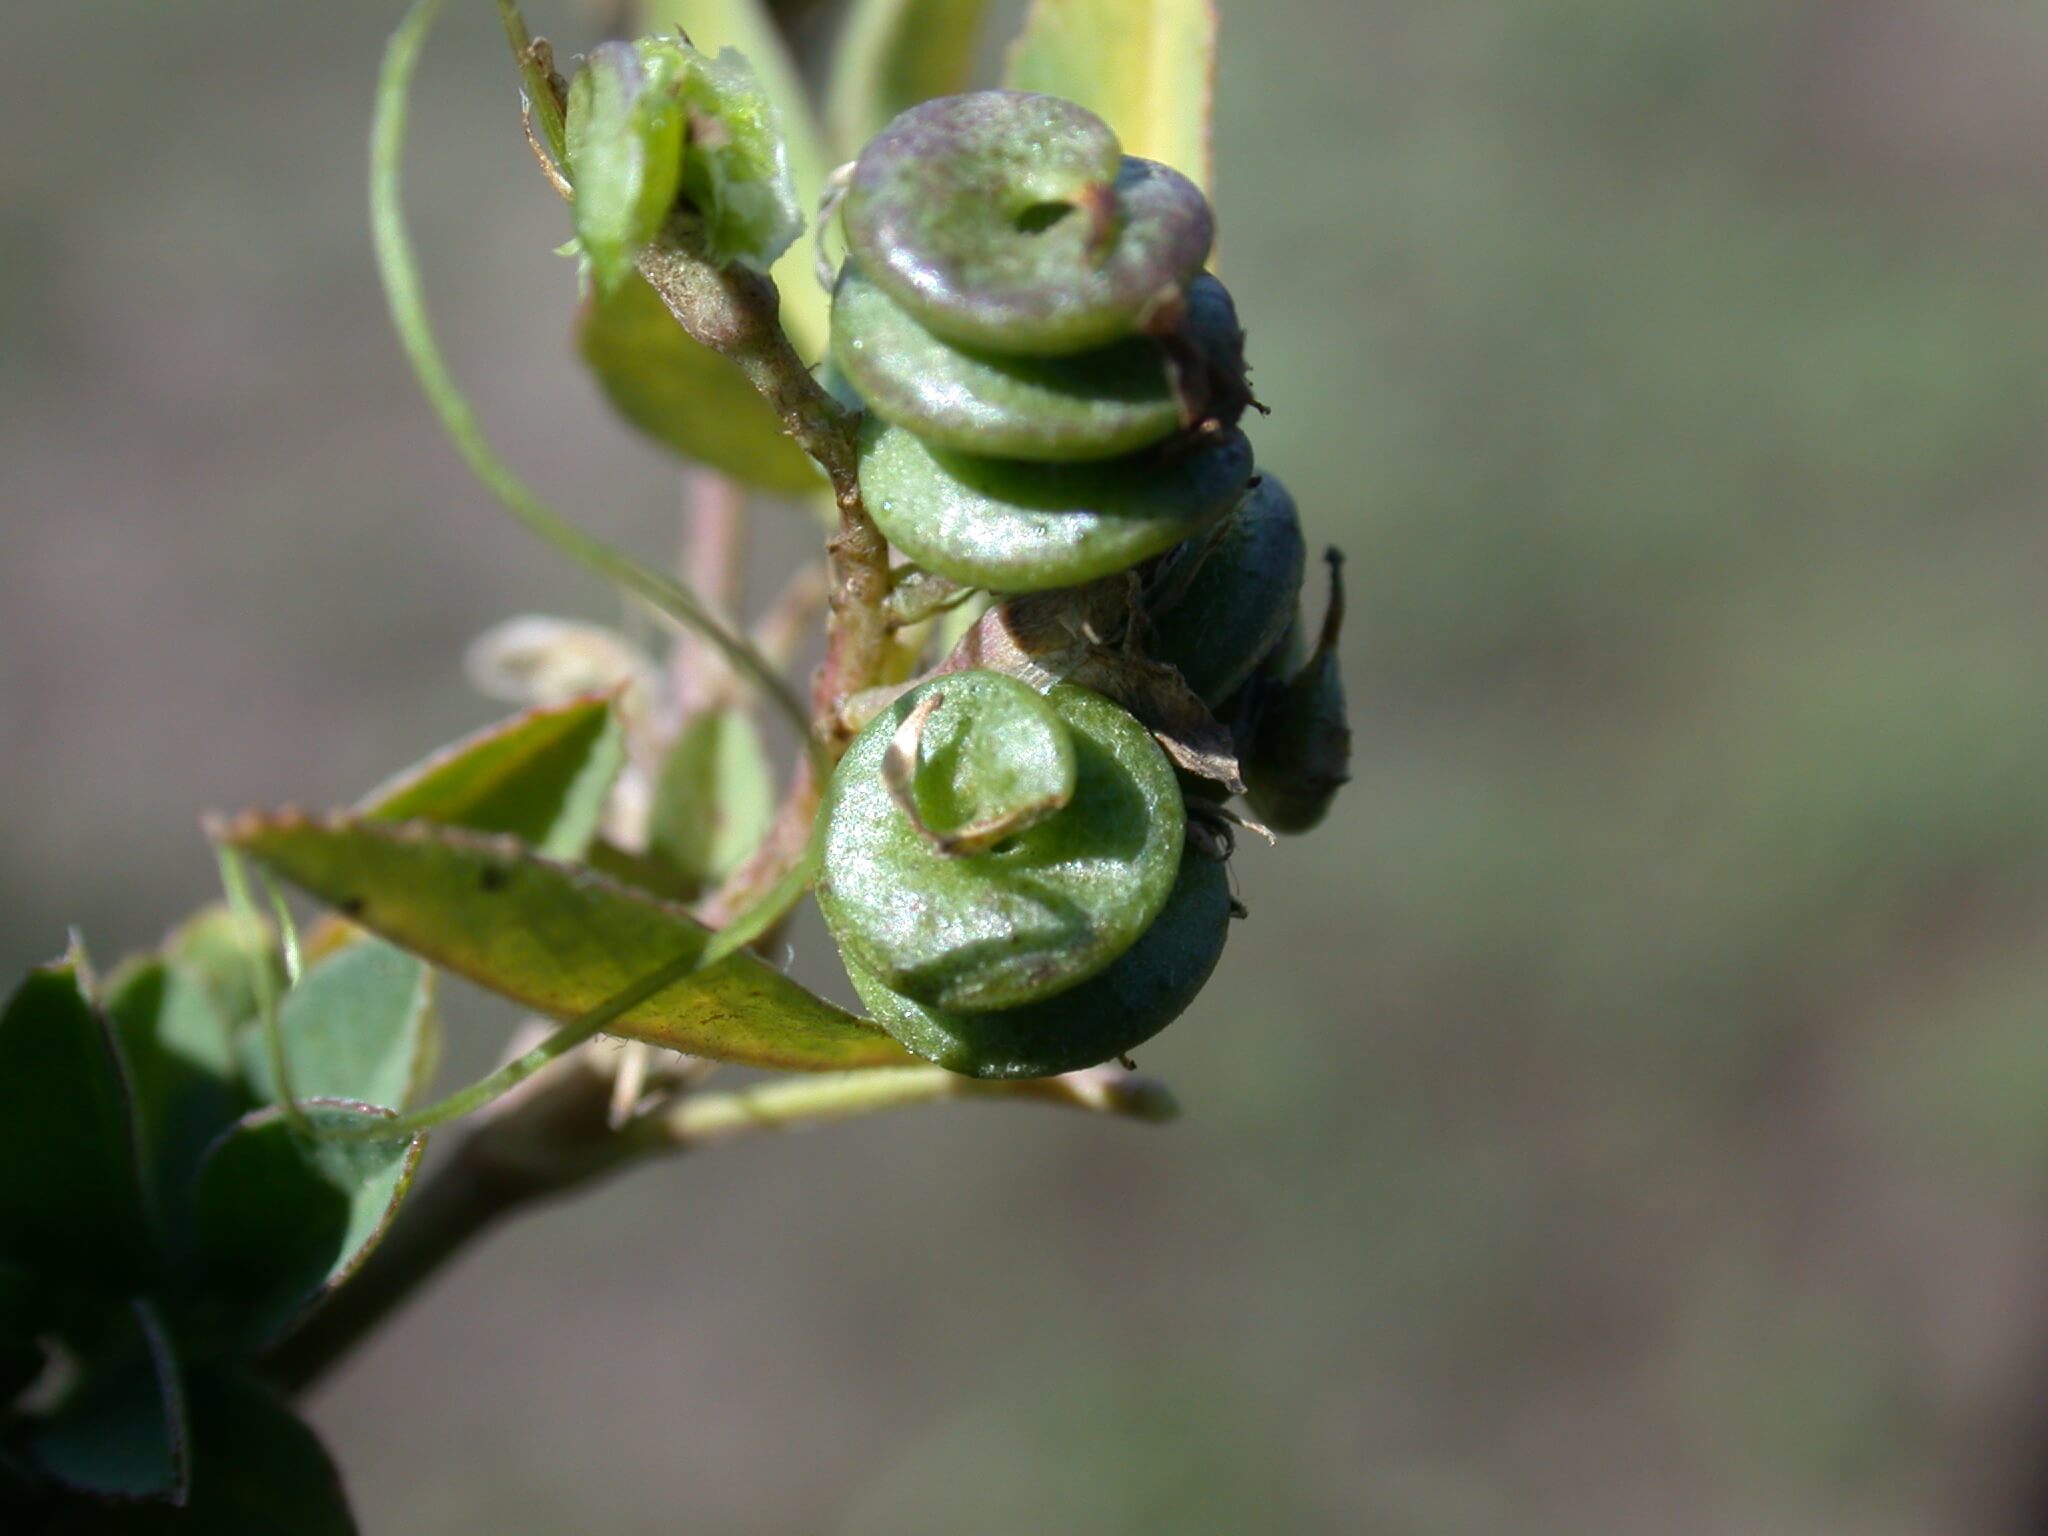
[1242,552,1352,834]
[1146,475,1308,707]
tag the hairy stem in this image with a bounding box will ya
[630,237,895,759]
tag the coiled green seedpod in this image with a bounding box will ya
[835,268,1247,463]
[1241,553,1352,834]
[835,90,1256,593]
[819,671,1225,1076]
[820,670,1183,1011]
[1146,475,1307,706]
[841,92,1213,356]
[844,847,1233,1079]
[858,417,1253,594]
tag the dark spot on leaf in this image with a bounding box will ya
[479,867,508,892]
[340,896,366,918]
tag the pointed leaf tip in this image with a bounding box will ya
[358,693,626,859]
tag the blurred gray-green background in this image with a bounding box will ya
[8,1,2048,1530]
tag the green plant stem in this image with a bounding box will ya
[263,1058,1174,1394]
[375,0,814,756]
[644,1063,1181,1145]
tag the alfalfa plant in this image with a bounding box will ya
[0,0,1348,1524]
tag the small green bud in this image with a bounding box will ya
[564,38,801,290]
[670,45,802,273]
[565,40,686,293]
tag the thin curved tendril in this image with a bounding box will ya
[373,0,817,762]
[217,848,305,1131]
[317,832,823,1144]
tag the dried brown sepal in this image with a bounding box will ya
[878,691,1071,856]
[939,588,1246,793]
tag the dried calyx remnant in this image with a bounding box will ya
[815,90,1351,1078]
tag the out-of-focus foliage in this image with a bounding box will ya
[1005,0,1216,188]
[827,0,989,155]
[0,948,420,1527]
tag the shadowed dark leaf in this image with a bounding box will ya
[0,958,155,1293]
[191,1102,424,1350]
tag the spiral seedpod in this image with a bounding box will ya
[818,671,1232,1078]
[835,91,1257,593]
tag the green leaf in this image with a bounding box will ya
[1004,0,1219,193]
[653,0,833,358]
[164,905,282,1032]
[104,959,246,1228]
[649,707,775,892]
[677,46,805,272]
[215,812,913,1071]
[241,942,435,1113]
[827,0,990,157]
[359,694,626,860]
[191,1102,424,1349]
[566,40,687,293]
[586,837,699,902]
[168,1369,357,1535]
[580,270,822,493]
[0,959,155,1291]
[29,1299,188,1504]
